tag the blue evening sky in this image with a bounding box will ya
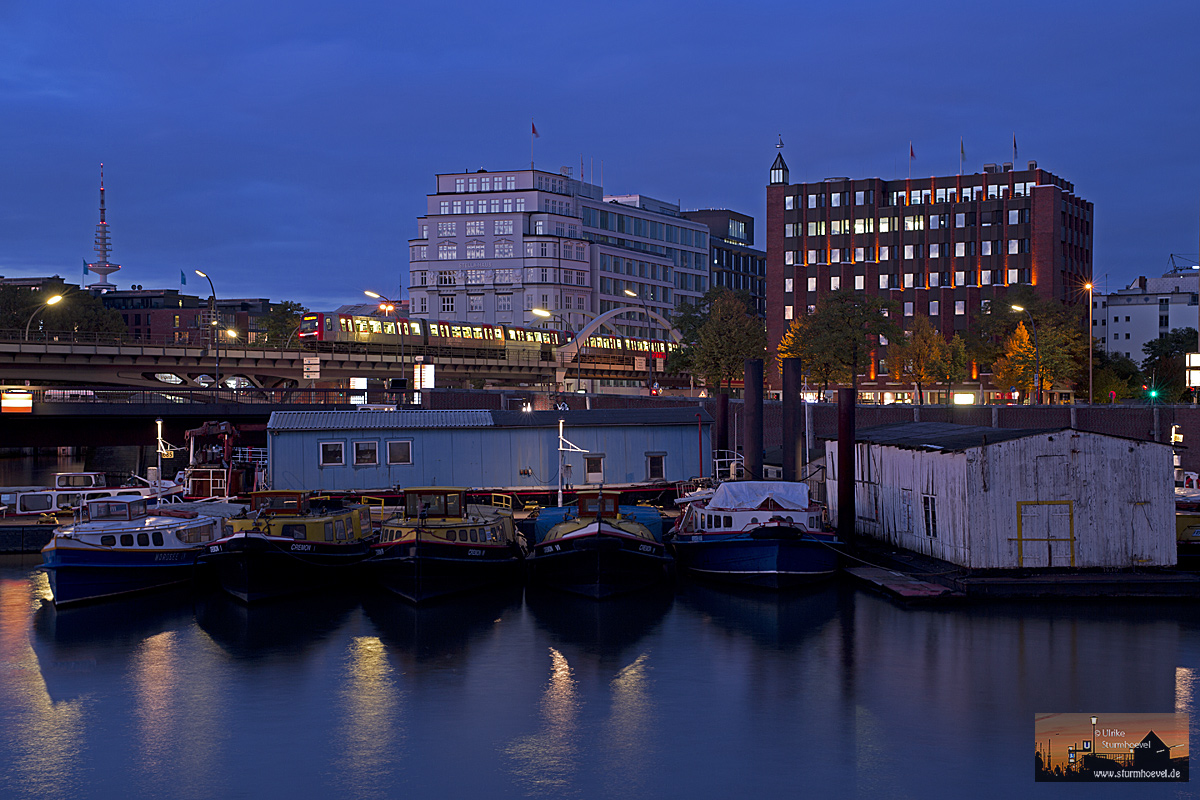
[1,0,1197,310]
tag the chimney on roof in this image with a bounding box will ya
[983,163,998,173]
[1002,162,1013,171]
[1027,160,1037,170]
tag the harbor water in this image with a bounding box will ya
[1,557,1198,799]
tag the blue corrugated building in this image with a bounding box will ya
[266,408,712,492]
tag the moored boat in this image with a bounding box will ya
[200,491,374,603]
[524,490,674,599]
[2,471,186,518]
[669,481,839,588]
[366,487,523,603]
[41,495,221,606]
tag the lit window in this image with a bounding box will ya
[904,302,913,316]
[466,220,485,236]
[879,275,889,290]
[955,271,965,286]
[855,247,865,261]
[904,273,914,288]
[929,301,939,315]
[438,242,457,260]
[784,305,793,320]
[955,300,965,315]
[830,276,840,290]
[785,251,794,265]
[982,270,992,285]
[807,277,817,292]
[437,222,456,237]
[831,249,841,263]
[1008,239,1019,254]
[495,242,514,258]
[854,275,865,290]
[807,250,818,264]
[466,242,485,259]
[880,246,889,261]
[784,278,793,293]
[1008,269,1020,284]
[785,196,794,210]
[955,242,966,257]
[904,245,914,260]
[981,241,992,256]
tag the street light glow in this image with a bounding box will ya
[624,289,638,298]
[364,290,381,299]
[226,329,238,339]
[46,295,62,306]
[531,308,551,318]
[194,269,208,279]
[1011,305,1024,312]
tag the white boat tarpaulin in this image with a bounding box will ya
[708,481,809,511]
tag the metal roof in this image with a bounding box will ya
[268,407,713,432]
[268,410,495,431]
[847,422,1062,453]
[490,407,713,428]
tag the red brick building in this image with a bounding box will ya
[765,153,1092,400]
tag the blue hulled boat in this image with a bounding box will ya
[669,481,839,588]
[524,490,674,599]
[41,496,221,606]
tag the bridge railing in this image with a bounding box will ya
[0,386,366,405]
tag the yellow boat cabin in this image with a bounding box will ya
[227,491,372,543]
[379,487,514,546]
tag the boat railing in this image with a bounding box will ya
[233,447,269,465]
[711,450,744,481]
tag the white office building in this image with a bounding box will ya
[1095,269,1199,364]
[407,168,709,339]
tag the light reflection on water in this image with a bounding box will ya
[0,561,1196,800]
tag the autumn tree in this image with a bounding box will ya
[939,333,970,402]
[973,286,1086,397]
[778,313,851,396]
[990,321,1038,401]
[887,314,945,404]
[778,290,899,393]
[690,288,766,392]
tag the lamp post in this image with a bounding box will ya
[624,288,655,395]
[1084,283,1094,404]
[365,290,406,403]
[1011,305,1041,404]
[194,270,220,388]
[24,294,63,340]
[533,308,584,394]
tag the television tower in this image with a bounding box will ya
[85,163,121,289]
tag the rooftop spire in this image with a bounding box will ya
[86,163,120,289]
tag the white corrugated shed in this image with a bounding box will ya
[825,423,1176,569]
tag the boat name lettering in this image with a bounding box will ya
[468,549,483,556]
[639,544,654,553]
[154,553,182,561]
[208,545,221,553]
[291,543,314,552]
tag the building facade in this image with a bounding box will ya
[680,209,766,316]
[766,153,1093,396]
[407,168,709,341]
[1095,269,1199,364]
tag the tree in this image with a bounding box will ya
[666,287,757,378]
[778,313,851,396]
[973,286,1087,397]
[990,321,1038,400]
[887,314,945,404]
[1091,349,1141,403]
[778,290,899,394]
[1141,327,1198,402]
[260,301,309,347]
[690,288,766,392]
[940,333,970,403]
[0,284,125,337]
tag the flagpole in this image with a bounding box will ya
[531,118,534,170]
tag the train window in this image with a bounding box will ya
[473,327,484,339]
[383,321,395,335]
[493,326,503,338]
[369,319,382,334]
[340,318,351,331]
[450,325,462,338]
[355,319,369,333]
[325,317,332,331]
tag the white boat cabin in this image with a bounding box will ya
[57,495,219,549]
[54,472,107,489]
[688,481,821,534]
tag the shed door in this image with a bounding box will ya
[1018,502,1074,568]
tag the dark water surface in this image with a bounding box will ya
[2,559,1198,800]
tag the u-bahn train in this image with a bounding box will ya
[297,312,677,363]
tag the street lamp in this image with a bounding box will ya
[365,290,407,403]
[1011,305,1041,404]
[533,308,584,394]
[1084,282,1094,404]
[624,288,655,395]
[194,270,220,388]
[24,294,63,340]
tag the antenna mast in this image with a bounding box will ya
[86,163,121,289]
